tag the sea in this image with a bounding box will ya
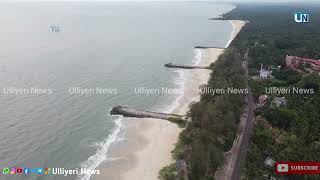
[0,2,233,180]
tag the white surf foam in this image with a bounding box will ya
[163,49,202,114]
[79,115,123,180]
[80,49,202,180]
[225,20,236,48]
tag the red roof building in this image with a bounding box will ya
[285,55,320,72]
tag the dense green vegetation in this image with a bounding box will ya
[221,3,320,179]
[159,48,246,179]
[182,49,246,179]
[160,3,320,180]
[247,75,320,179]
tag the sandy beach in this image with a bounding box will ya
[91,20,246,180]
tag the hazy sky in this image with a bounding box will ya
[0,0,312,2]
[1,0,318,4]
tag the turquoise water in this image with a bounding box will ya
[0,2,233,180]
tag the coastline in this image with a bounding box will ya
[120,48,224,180]
[90,20,246,180]
[227,20,246,48]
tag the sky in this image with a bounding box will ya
[0,0,313,2]
[0,0,318,4]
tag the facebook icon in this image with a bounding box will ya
[294,12,309,23]
[23,168,30,175]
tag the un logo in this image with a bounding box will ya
[294,12,309,23]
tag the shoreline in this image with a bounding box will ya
[90,20,246,180]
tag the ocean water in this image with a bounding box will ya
[0,2,233,180]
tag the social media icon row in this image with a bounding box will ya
[2,168,51,175]
[2,168,22,174]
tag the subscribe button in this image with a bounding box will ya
[275,162,320,174]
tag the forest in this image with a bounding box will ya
[222,3,320,179]
[160,3,320,180]
[159,48,246,180]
